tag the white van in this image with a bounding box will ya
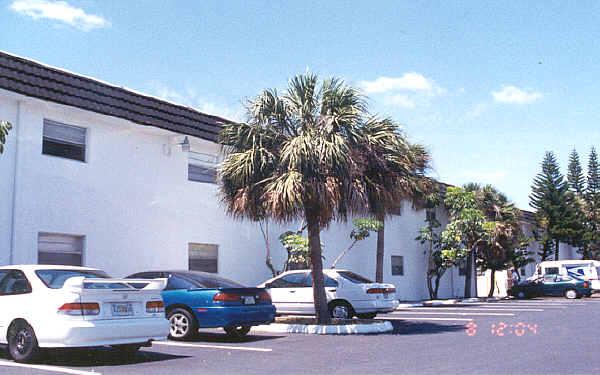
[529,260,600,291]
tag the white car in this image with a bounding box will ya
[259,269,399,319]
[0,265,170,363]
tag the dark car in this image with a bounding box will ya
[509,274,592,299]
[126,270,276,340]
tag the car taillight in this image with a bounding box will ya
[367,287,396,294]
[58,303,100,316]
[584,282,589,288]
[258,291,271,302]
[146,300,165,313]
[213,293,242,302]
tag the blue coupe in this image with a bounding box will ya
[126,270,275,339]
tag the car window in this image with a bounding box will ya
[35,269,120,289]
[337,271,373,284]
[556,276,571,282]
[543,275,557,282]
[0,270,32,295]
[166,275,198,290]
[304,273,339,287]
[183,272,245,288]
[269,273,308,288]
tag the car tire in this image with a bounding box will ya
[328,301,354,319]
[357,312,377,319]
[111,343,142,356]
[168,308,198,340]
[223,326,251,339]
[8,320,39,363]
[564,289,578,299]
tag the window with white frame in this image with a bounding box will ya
[188,151,217,183]
[391,255,404,276]
[42,119,87,162]
[189,243,218,273]
[38,232,84,266]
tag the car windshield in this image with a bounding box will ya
[181,272,245,288]
[35,269,130,289]
[337,271,373,284]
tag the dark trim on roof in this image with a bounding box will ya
[0,50,234,142]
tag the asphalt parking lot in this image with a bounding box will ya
[2,296,600,375]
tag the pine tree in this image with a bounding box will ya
[585,147,600,259]
[567,148,585,195]
[530,151,580,260]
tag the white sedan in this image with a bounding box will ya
[259,269,399,319]
[0,265,170,363]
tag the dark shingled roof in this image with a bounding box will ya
[0,50,233,142]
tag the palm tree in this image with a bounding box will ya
[1,120,12,154]
[219,73,429,324]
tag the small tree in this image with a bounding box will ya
[331,218,383,268]
[0,121,12,154]
[441,187,490,298]
[584,147,600,259]
[567,148,585,195]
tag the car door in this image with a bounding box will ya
[303,272,339,307]
[266,272,310,314]
[0,270,33,342]
[542,275,559,296]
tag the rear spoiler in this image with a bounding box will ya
[63,277,167,291]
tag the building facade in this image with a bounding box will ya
[0,51,578,301]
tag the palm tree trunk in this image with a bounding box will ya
[306,214,330,325]
[375,212,385,283]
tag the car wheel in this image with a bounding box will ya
[564,289,578,299]
[111,343,142,356]
[329,301,353,319]
[223,326,251,338]
[357,312,377,319]
[8,321,39,363]
[168,308,198,340]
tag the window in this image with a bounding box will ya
[303,273,339,287]
[42,119,86,162]
[337,271,373,284]
[269,272,309,288]
[166,275,197,290]
[0,270,32,295]
[36,269,108,289]
[189,243,218,273]
[458,259,467,276]
[545,267,559,275]
[188,152,217,183]
[391,256,404,276]
[38,232,84,266]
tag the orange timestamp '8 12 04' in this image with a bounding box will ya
[465,321,538,336]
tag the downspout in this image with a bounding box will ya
[9,101,21,265]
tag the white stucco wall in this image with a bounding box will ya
[1,87,580,302]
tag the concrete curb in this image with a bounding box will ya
[396,297,506,309]
[252,321,393,335]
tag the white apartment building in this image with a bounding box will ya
[0,50,577,301]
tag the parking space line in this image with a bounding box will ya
[391,311,515,316]
[0,360,100,375]
[153,341,272,352]
[379,317,473,321]
[397,307,544,312]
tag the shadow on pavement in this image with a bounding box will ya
[0,345,189,367]
[188,331,287,344]
[387,320,468,335]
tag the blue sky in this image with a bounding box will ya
[2,1,600,209]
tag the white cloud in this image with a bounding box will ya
[359,73,447,95]
[10,0,109,31]
[383,94,416,109]
[491,85,542,104]
[466,103,488,119]
[152,83,244,122]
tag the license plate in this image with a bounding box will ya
[242,296,256,305]
[112,303,134,316]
